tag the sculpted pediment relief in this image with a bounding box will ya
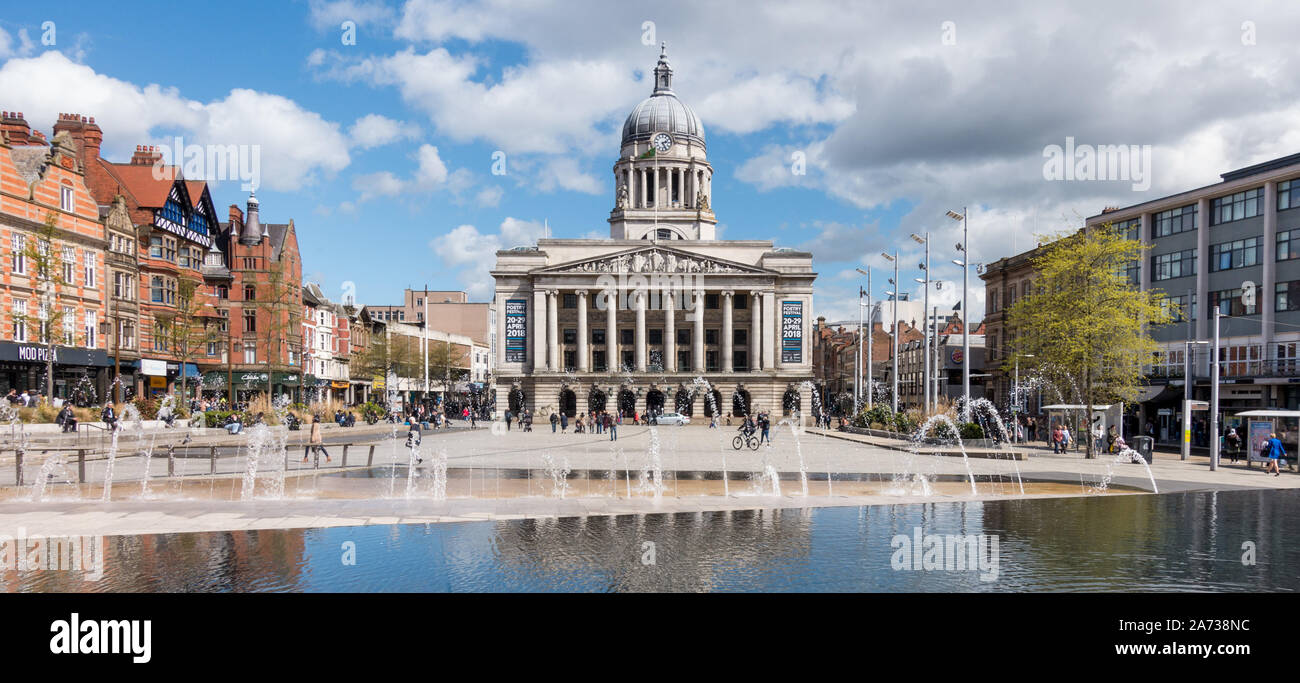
[543,247,766,275]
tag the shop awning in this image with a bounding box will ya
[274,372,303,386]
[1236,410,1300,418]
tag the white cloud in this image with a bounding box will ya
[431,217,547,298]
[349,144,458,202]
[475,185,504,207]
[0,52,350,191]
[0,26,35,59]
[348,113,420,149]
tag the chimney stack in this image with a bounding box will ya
[1,112,36,145]
[129,145,163,165]
[52,112,103,162]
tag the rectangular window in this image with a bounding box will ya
[120,320,135,349]
[1211,187,1263,225]
[1209,288,1256,317]
[563,350,575,371]
[593,350,606,372]
[1152,204,1198,238]
[592,329,606,345]
[621,350,634,370]
[1279,229,1300,262]
[705,329,718,345]
[705,294,719,309]
[563,294,577,309]
[563,328,576,345]
[735,294,748,309]
[207,341,218,356]
[677,328,690,345]
[60,185,74,212]
[734,328,748,346]
[83,251,95,287]
[1209,237,1261,271]
[1281,180,1298,211]
[62,246,74,283]
[1152,250,1198,281]
[244,346,257,364]
[678,350,691,371]
[1114,217,1141,241]
[11,234,25,275]
[648,329,662,345]
[62,306,75,345]
[1277,281,1300,312]
[12,299,27,341]
[244,312,257,333]
[84,310,96,347]
[1163,294,1196,323]
[149,235,163,258]
[706,350,719,372]
[621,329,633,345]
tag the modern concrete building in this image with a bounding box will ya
[491,45,816,419]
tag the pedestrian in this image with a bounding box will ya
[304,415,331,463]
[1226,426,1242,463]
[758,412,771,444]
[560,411,568,433]
[101,402,118,432]
[1263,432,1286,476]
[607,412,618,441]
[504,409,512,431]
[550,411,559,433]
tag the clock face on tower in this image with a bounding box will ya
[652,133,673,153]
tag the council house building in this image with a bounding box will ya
[491,46,816,420]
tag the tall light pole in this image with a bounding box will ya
[853,285,862,410]
[948,208,970,421]
[856,267,873,410]
[911,233,930,412]
[881,252,899,414]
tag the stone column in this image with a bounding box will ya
[750,291,762,371]
[665,292,676,372]
[547,290,559,371]
[495,292,507,366]
[533,288,547,371]
[640,167,647,208]
[635,290,647,372]
[722,290,734,372]
[576,289,589,372]
[762,290,776,369]
[693,290,705,372]
[606,290,618,372]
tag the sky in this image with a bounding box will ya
[3,0,1300,324]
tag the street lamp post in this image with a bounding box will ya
[881,252,899,414]
[910,233,930,412]
[1211,311,1221,472]
[948,208,970,421]
[855,267,873,411]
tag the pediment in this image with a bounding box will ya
[539,246,770,275]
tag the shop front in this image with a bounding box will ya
[135,358,199,399]
[0,341,111,405]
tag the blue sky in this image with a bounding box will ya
[4,1,1300,322]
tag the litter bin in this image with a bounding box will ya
[1133,435,1154,464]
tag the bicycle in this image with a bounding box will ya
[732,433,760,450]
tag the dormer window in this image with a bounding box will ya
[60,185,74,212]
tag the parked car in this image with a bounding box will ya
[655,412,690,426]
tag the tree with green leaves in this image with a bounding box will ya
[15,212,80,403]
[353,325,419,405]
[1005,222,1176,458]
[428,339,469,398]
[159,274,219,407]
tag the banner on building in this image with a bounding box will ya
[781,300,802,364]
[505,298,528,363]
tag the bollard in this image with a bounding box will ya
[210,446,217,475]
[341,444,349,467]
[15,449,22,487]
[78,450,86,483]
[167,447,175,477]
[367,444,375,466]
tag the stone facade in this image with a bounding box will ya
[491,47,815,419]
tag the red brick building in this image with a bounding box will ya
[201,194,305,402]
[0,112,112,400]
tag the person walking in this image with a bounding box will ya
[304,415,331,463]
[1263,432,1286,476]
[560,411,568,433]
[758,412,771,444]
[550,411,559,433]
[1226,426,1242,463]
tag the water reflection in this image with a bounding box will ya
[5,489,1299,592]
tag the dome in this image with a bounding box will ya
[621,93,705,148]
[620,44,705,149]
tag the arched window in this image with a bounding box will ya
[657,228,675,240]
